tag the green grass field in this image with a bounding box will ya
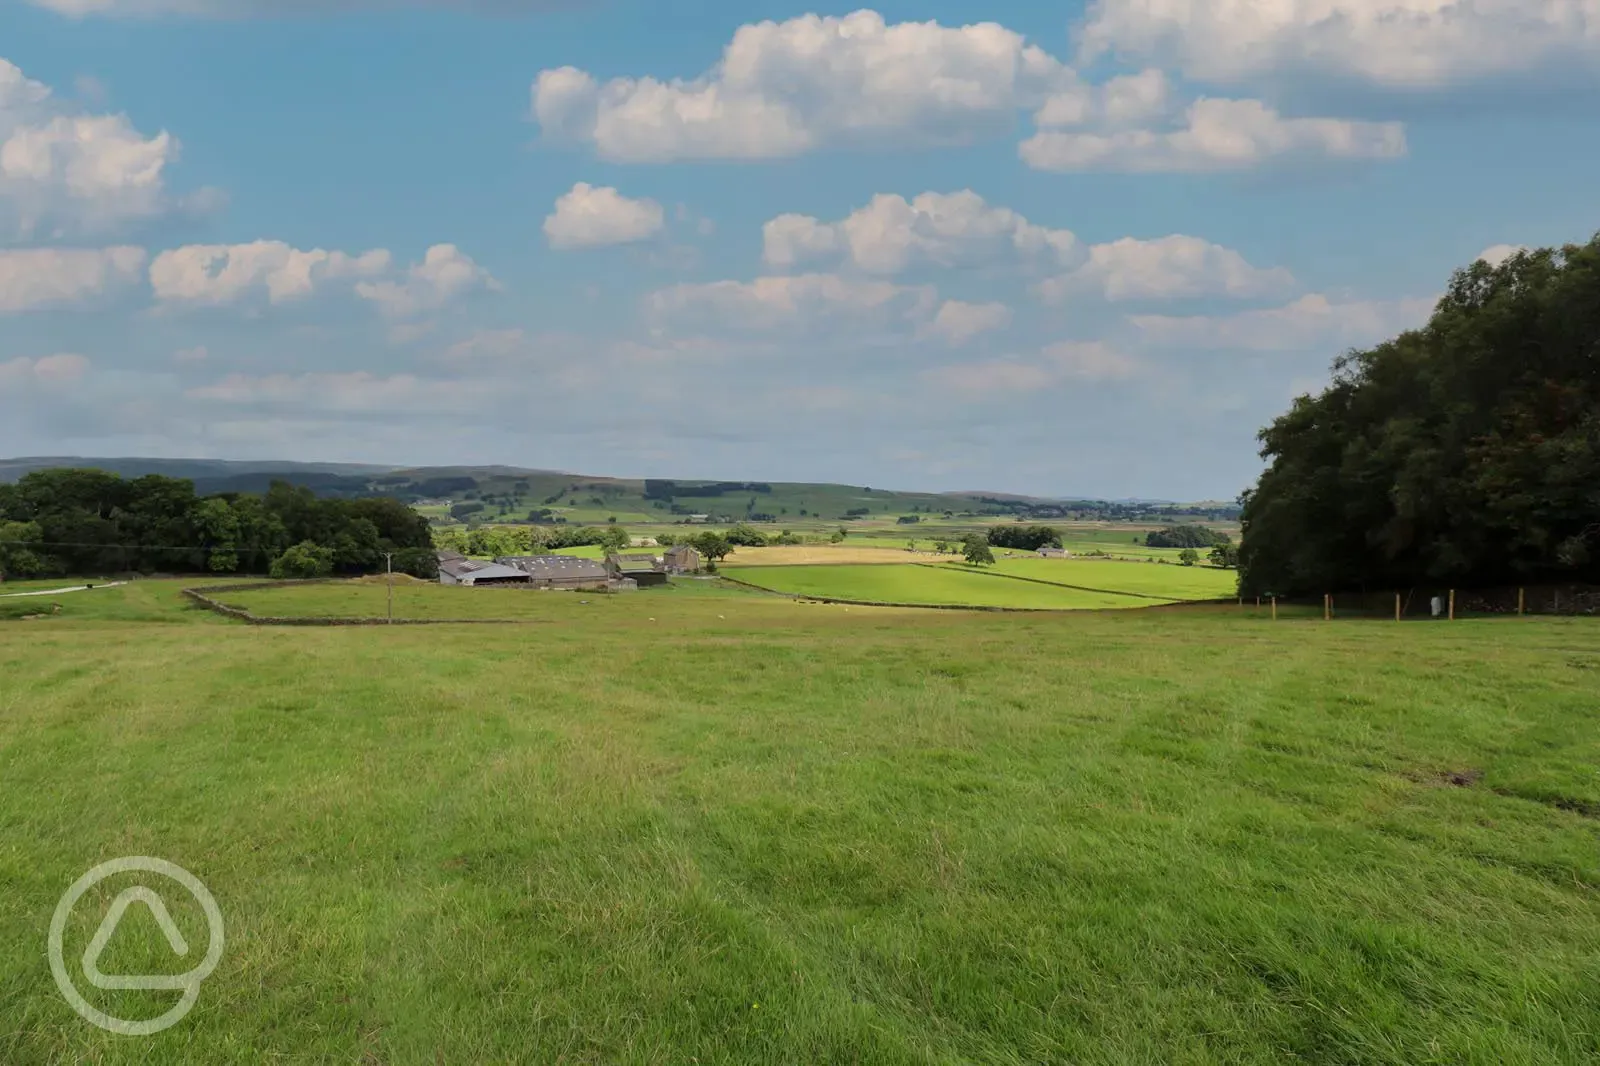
[549,543,611,560]
[213,577,764,620]
[730,564,1166,609]
[2,580,1597,1063]
[981,558,1239,600]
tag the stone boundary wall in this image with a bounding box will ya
[911,562,1179,602]
[712,573,1212,614]
[181,581,537,626]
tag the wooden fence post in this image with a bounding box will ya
[1323,593,1330,621]
[1395,592,1401,622]
[1271,596,1277,621]
[1518,587,1525,616]
[1448,589,1456,621]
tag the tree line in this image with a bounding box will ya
[1146,524,1229,549]
[433,522,806,571]
[1239,234,1600,597]
[0,469,436,581]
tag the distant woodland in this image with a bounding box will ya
[0,471,436,580]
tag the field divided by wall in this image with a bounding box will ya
[729,564,1169,610]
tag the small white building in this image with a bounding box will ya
[1037,547,1070,558]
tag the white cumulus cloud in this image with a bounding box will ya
[763,191,1082,275]
[544,182,665,250]
[149,240,392,307]
[645,272,936,334]
[927,300,1012,345]
[0,246,146,312]
[1129,292,1437,351]
[1022,97,1405,172]
[1037,235,1295,303]
[533,10,1074,162]
[1076,0,1600,89]
[355,244,499,317]
[0,57,192,238]
[149,240,497,317]
[1476,243,1528,267]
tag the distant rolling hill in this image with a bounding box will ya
[0,456,1240,524]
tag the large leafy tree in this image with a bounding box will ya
[1240,235,1600,596]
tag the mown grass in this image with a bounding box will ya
[1,584,1597,1063]
[977,558,1239,600]
[730,564,1165,609]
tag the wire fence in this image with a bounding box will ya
[1233,584,1600,620]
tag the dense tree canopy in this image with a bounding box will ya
[432,524,619,558]
[0,470,435,580]
[1239,235,1600,597]
[1146,524,1228,549]
[987,525,1062,550]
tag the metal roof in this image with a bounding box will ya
[495,554,609,579]
[441,558,530,582]
[608,553,663,573]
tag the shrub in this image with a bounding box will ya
[270,541,335,580]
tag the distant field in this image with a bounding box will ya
[731,564,1164,610]
[722,545,939,567]
[548,544,609,560]
[980,558,1239,600]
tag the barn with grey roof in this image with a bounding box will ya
[437,557,531,587]
[494,554,611,589]
[606,553,669,587]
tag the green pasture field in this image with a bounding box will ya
[211,577,756,620]
[0,576,122,593]
[1,580,1597,1063]
[731,564,1167,610]
[978,558,1240,600]
[548,543,610,560]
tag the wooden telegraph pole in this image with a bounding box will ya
[384,551,394,625]
[1448,588,1456,621]
[1517,587,1525,616]
[1271,596,1277,621]
[1395,592,1402,622]
[1323,593,1332,621]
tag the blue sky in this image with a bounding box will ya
[1,1,1596,500]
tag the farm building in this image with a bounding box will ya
[438,557,532,587]
[606,553,669,588]
[664,543,700,573]
[1037,547,1070,558]
[495,555,610,590]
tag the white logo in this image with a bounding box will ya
[49,857,225,1036]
